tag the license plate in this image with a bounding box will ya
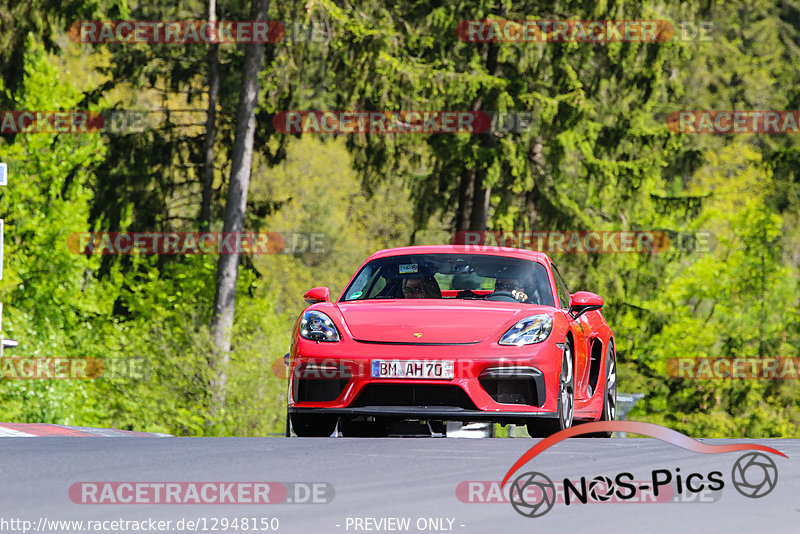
[371,360,455,379]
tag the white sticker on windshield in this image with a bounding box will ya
[399,263,418,274]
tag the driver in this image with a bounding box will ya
[402,276,442,299]
[495,278,528,303]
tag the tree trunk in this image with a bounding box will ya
[463,41,499,232]
[468,176,490,231]
[199,0,220,230]
[456,167,474,232]
[210,0,269,412]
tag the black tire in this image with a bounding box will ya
[289,413,337,437]
[528,342,575,437]
[591,343,617,438]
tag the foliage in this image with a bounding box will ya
[0,0,798,437]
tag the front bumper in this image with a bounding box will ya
[288,406,558,423]
[288,338,564,416]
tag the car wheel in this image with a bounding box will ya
[592,344,617,438]
[289,413,337,437]
[527,342,574,437]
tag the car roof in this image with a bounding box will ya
[367,245,552,264]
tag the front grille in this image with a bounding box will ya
[351,384,478,410]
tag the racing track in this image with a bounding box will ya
[0,437,797,534]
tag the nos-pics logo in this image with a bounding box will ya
[502,421,784,518]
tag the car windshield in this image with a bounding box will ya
[341,253,555,306]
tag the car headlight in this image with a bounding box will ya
[499,315,553,346]
[300,310,341,342]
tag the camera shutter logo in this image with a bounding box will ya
[731,452,778,498]
[509,472,556,518]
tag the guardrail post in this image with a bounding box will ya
[616,392,645,437]
[0,161,17,357]
[0,162,5,359]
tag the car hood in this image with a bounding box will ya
[335,300,553,344]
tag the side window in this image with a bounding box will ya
[365,277,387,298]
[551,264,570,309]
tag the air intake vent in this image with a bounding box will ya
[293,363,351,402]
[479,367,544,406]
[352,384,478,410]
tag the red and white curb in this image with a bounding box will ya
[0,423,171,437]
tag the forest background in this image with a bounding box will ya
[0,0,798,437]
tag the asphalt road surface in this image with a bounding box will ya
[0,437,797,534]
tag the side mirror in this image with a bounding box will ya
[303,286,330,305]
[569,291,604,319]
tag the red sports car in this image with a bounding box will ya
[286,245,617,438]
